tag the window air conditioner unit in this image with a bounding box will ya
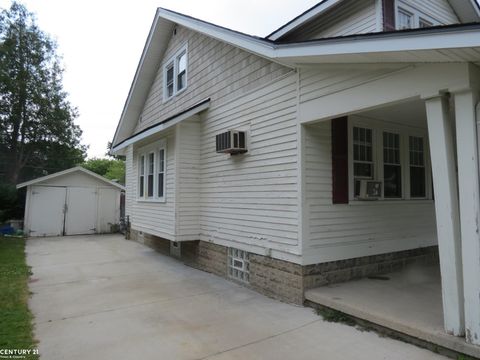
[359,180,382,200]
[216,130,247,155]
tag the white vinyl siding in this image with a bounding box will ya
[137,26,291,133]
[128,129,176,239]
[198,73,300,258]
[281,0,377,41]
[303,121,437,265]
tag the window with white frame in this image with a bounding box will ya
[353,127,374,197]
[383,132,402,198]
[409,136,426,198]
[350,122,431,201]
[158,148,165,198]
[138,155,145,197]
[396,4,438,30]
[137,142,167,201]
[228,248,250,283]
[164,45,187,100]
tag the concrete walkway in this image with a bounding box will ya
[27,235,446,360]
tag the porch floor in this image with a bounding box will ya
[305,264,480,358]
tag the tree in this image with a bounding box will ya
[0,2,86,184]
[82,158,125,185]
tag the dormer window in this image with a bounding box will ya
[163,45,188,101]
[396,4,438,30]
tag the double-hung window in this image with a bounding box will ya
[158,148,165,198]
[350,121,431,201]
[137,142,167,202]
[164,45,187,100]
[383,132,402,198]
[409,136,426,198]
[353,127,374,197]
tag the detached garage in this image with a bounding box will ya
[17,167,125,237]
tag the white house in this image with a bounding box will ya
[17,167,125,237]
[111,0,480,352]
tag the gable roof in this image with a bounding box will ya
[266,0,480,41]
[16,166,125,190]
[112,4,480,150]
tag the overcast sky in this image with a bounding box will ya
[0,0,320,158]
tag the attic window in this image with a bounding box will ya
[164,45,188,101]
[395,4,438,30]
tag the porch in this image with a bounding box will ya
[299,62,480,351]
[305,263,480,358]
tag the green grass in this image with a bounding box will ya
[0,236,38,359]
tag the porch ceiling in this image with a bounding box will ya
[358,100,427,129]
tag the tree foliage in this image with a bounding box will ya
[0,2,86,185]
[82,158,125,185]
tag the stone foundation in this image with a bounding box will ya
[128,229,439,305]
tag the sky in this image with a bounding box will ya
[0,0,320,158]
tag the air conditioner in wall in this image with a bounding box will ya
[358,180,382,200]
[216,130,248,155]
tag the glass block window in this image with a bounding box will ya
[383,132,402,198]
[409,136,426,198]
[353,127,374,197]
[228,248,250,283]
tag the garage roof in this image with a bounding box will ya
[16,167,125,190]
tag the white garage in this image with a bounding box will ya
[17,167,125,237]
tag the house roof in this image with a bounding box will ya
[266,0,480,41]
[112,3,480,149]
[16,166,125,190]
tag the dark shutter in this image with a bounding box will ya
[331,117,349,204]
[382,0,396,31]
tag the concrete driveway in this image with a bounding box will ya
[27,235,446,360]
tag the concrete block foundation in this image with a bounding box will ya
[129,229,439,305]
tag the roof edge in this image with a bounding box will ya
[16,166,125,190]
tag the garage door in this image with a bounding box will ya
[29,186,66,237]
[29,186,98,236]
[65,187,97,235]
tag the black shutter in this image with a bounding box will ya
[331,117,349,204]
[382,0,396,31]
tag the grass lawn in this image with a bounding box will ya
[0,236,38,359]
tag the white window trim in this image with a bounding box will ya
[136,140,167,203]
[348,117,432,202]
[163,44,188,102]
[395,2,439,30]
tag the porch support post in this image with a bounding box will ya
[454,89,480,345]
[425,95,465,336]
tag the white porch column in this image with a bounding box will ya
[425,95,465,336]
[454,89,480,345]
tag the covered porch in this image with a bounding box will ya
[305,264,480,358]
[299,62,480,353]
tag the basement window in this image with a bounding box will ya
[163,45,188,101]
[228,248,250,283]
